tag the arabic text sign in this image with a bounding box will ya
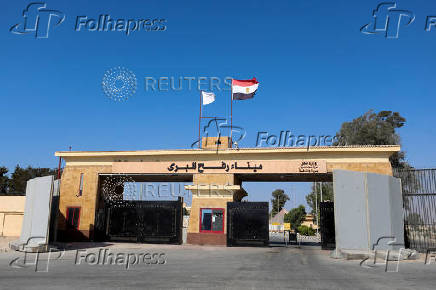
[112,160,327,174]
[298,161,323,173]
[167,161,263,173]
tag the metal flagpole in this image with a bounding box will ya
[230,80,233,148]
[199,91,202,148]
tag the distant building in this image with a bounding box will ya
[270,208,288,225]
[302,214,318,229]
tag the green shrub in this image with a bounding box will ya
[297,225,315,236]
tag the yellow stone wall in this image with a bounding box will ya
[58,165,111,236]
[201,137,231,149]
[0,196,25,212]
[193,173,238,185]
[0,196,25,237]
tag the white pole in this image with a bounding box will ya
[320,182,323,203]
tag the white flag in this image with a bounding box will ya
[202,91,215,105]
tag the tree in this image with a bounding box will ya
[9,165,57,193]
[0,166,9,193]
[333,110,417,209]
[284,205,306,230]
[270,189,289,217]
[297,225,316,236]
[334,110,410,169]
[305,182,334,216]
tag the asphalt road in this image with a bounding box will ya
[0,244,435,289]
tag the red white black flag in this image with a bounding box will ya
[232,78,259,100]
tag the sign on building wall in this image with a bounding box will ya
[112,160,327,174]
[284,223,291,231]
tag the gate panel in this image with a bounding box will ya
[136,200,182,244]
[395,169,436,252]
[107,199,183,244]
[227,202,269,246]
[108,205,137,240]
[320,201,335,250]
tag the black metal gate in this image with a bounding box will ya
[227,202,269,246]
[106,199,183,244]
[94,176,183,244]
[319,201,335,250]
[394,168,436,252]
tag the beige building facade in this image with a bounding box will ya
[55,144,399,245]
[302,214,319,230]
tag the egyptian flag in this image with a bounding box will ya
[232,78,259,100]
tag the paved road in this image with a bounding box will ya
[0,244,435,289]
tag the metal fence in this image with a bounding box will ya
[394,168,436,252]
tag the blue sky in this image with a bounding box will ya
[1,0,436,209]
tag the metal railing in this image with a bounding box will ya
[394,168,436,252]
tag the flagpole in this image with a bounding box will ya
[199,91,202,149]
[230,80,233,148]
